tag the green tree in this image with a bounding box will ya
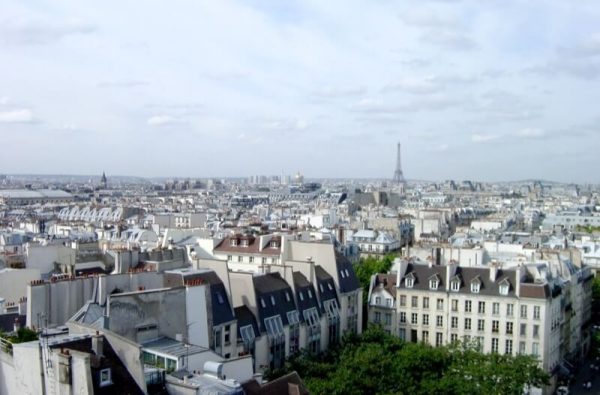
[353,254,397,303]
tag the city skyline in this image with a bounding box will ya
[1,1,600,182]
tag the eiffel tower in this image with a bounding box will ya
[393,143,406,185]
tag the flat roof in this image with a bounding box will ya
[142,337,210,358]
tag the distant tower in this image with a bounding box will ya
[101,171,107,189]
[393,143,406,193]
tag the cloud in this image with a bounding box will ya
[468,90,542,121]
[0,19,96,45]
[421,30,477,51]
[0,109,34,123]
[515,128,546,139]
[352,95,461,114]
[383,78,441,94]
[312,86,366,98]
[147,115,180,126]
[264,118,310,132]
[471,133,500,143]
[97,80,149,88]
[428,143,449,152]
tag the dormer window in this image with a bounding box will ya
[270,295,276,305]
[270,240,279,248]
[405,277,414,288]
[499,283,509,296]
[471,282,480,294]
[429,279,439,290]
[240,239,249,247]
[230,239,238,246]
[451,280,460,292]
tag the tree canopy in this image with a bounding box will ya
[353,254,396,303]
[266,325,549,395]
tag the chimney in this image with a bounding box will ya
[92,331,104,357]
[489,262,499,282]
[13,318,21,333]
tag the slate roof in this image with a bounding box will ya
[315,265,338,303]
[214,235,281,256]
[292,272,322,319]
[234,305,259,338]
[374,273,397,297]
[253,272,297,332]
[0,313,26,333]
[335,253,361,293]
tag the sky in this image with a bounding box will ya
[1,0,599,182]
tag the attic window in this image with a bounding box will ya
[285,292,291,302]
[99,368,112,387]
[216,292,224,304]
[230,239,238,246]
[328,283,333,291]
[340,271,346,279]
[260,298,266,308]
[271,295,276,306]
[429,279,439,290]
[499,284,509,296]
[405,278,414,288]
[241,239,249,247]
[299,292,304,301]
[320,284,324,292]
[270,241,279,248]
[308,290,313,299]
[451,280,460,292]
[471,282,480,294]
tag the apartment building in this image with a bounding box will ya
[368,257,593,391]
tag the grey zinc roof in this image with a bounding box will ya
[142,337,209,357]
[335,253,361,293]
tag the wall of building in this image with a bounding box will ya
[0,268,40,304]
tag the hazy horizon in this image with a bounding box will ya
[1,1,599,183]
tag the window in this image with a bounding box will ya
[411,313,418,325]
[400,295,406,307]
[423,297,429,309]
[451,280,460,292]
[308,290,313,299]
[436,315,443,328]
[477,319,485,331]
[451,316,458,329]
[399,328,406,340]
[471,282,480,293]
[506,322,513,335]
[519,341,526,354]
[436,299,444,311]
[319,284,324,293]
[491,338,499,353]
[262,257,267,264]
[429,279,439,290]
[411,296,418,308]
[227,255,232,261]
[99,368,112,387]
[436,332,443,346]
[465,300,472,313]
[285,292,291,302]
[422,331,429,343]
[451,299,458,312]
[533,325,539,338]
[261,298,266,308]
[499,283,509,295]
[533,306,540,320]
[224,325,231,345]
[532,342,539,357]
[506,304,514,317]
[478,301,485,314]
[386,298,392,307]
[405,277,414,288]
[505,339,513,355]
[492,320,499,333]
[238,256,243,262]
[520,305,527,319]
[375,296,381,305]
[423,314,429,326]
[492,303,500,315]
[271,295,276,306]
[299,292,304,301]
[374,312,381,323]
[216,292,224,304]
[385,313,392,326]
[520,323,526,337]
[450,333,458,343]
[464,318,471,330]
[400,312,406,323]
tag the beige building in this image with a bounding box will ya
[368,257,593,393]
